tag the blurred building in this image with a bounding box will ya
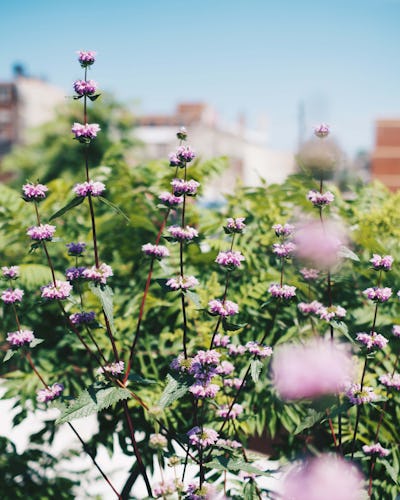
[135,102,294,201]
[371,119,400,191]
[0,65,64,162]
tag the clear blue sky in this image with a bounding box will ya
[1,0,400,157]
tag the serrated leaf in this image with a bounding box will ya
[330,320,354,343]
[89,284,114,329]
[381,459,399,485]
[250,359,263,383]
[207,455,272,476]
[3,350,16,363]
[158,373,193,408]
[49,196,85,221]
[186,290,201,307]
[97,196,130,223]
[30,338,44,348]
[338,245,359,261]
[56,382,131,424]
[157,259,173,275]
[294,409,325,434]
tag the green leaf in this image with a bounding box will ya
[330,320,355,344]
[89,284,114,330]
[56,382,131,424]
[97,196,130,223]
[158,373,193,408]
[30,338,44,348]
[3,350,16,363]
[222,318,247,331]
[88,93,101,101]
[381,459,399,485]
[294,409,325,434]
[49,196,85,221]
[128,373,157,385]
[338,245,359,261]
[250,359,263,383]
[207,455,272,476]
[186,290,201,307]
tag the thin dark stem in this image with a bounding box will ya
[11,303,21,331]
[87,194,100,268]
[26,352,49,387]
[84,326,108,364]
[180,163,188,358]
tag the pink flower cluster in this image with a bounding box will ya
[158,192,183,207]
[282,454,365,500]
[149,433,168,450]
[298,300,323,315]
[1,288,24,304]
[169,145,196,166]
[216,403,243,420]
[208,299,238,316]
[22,183,48,201]
[41,280,72,300]
[225,217,246,233]
[215,250,245,268]
[393,325,400,337]
[168,225,198,241]
[82,263,113,285]
[27,224,56,241]
[7,330,34,347]
[346,383,377,405]
[187,426,219,447]
[356,331,388,350]
[71,122,101,142]
[245,341,273,358]
[73,79,97,96]
[153,479,180,498]
[363,286,392,302]
[65,266,86,282]
[224,378,244,390]
[272,223,295,237]
[166,275,199,290]
[272,241,296,257]
[77,50,96,67]
[268,283,296,299]
[37,383,64,403]
[300,267,320,280]
[314,123,330,138]
[272,340,353,400]
[307,190,335,207]
[142,243,169,259]
[362,442,390,457]
[171,178,200,196]
[2,266,19,279]
[73,180,105,197]
[216,438,242,449]
[98,361,125,376]
[370,253,393,271]
[318,304,347,321]
[379,373,400,390]
[213,334,230,347]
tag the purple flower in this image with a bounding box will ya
[208,299,238,317]
[246,341,273,358]
[224,377,244,390]
[189,383,220,399]
[225,217,246,234]
[77,50,96,67]
[363,287,392,303]
[168,225,198,241]
[314,123,330,138]
[1,288,24,304]
[215,360,235,375]
[215,250,245,269]
[318,304,347,321]
[69,311,96,326]
[41,280,72,300]
[345,383,377,405]
[171,178,200,196]
[298,301,324,315]
[272,241,296,258]
[169,145,196,167]
[158,192,183,207]
[66,242,86,256]
[187,426,219,447]
[227,343,246,356]
[73,79,97,96]
[71,122,101,142]
[356,331,388,350]
[73,180,105,197]
[379,373,400,390]
[392,325,400,337]
[65,266,86,282]
[142,243,169,259]
[166,275,199,290]
[273,223,295,237]
[216,438,242,449]
[370,254,393,271]
[37,383,64,403]
[216,403,243,420]
[299,267,320,280]
[27,224,56,241]
[213,334,230,347]
[7,330,34,347]
[268,283,296,299]
[22,183,48,202]
[2,266,19,279]
[82,263,113,285]
[307,190,335,207]
[98,361,125,376]
[362,442,390,457]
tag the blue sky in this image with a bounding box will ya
[1,0,400,156]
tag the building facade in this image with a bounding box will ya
[371,119,400,191]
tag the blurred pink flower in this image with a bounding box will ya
[272,339,353,400]
[282,454,365,500]
[294,219,346,269]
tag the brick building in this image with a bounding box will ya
[371,119,400,191]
